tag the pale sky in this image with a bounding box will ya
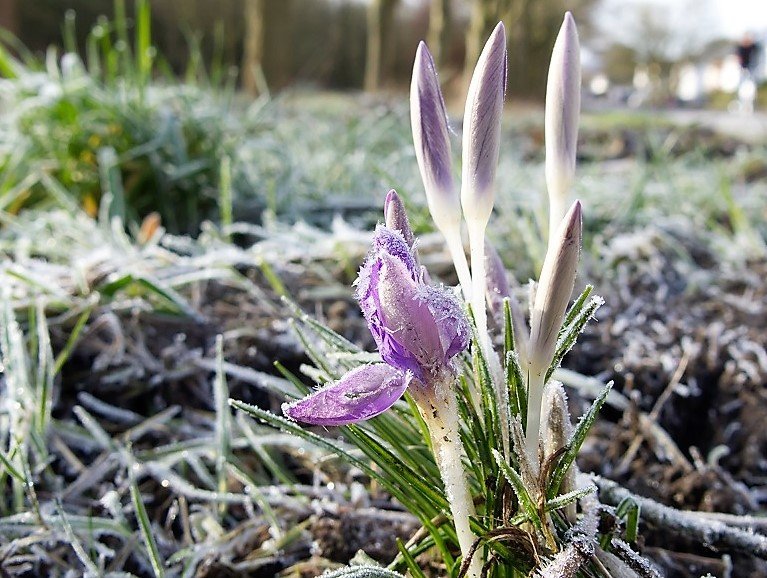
[715,0,767,38]
[600,0,767,40]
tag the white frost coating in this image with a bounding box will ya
[542,381,577,521]
[535,543,585,578]
[594,549,645,578]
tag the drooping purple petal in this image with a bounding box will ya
[282,364,411,426]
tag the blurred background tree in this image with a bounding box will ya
[3,0,600,100]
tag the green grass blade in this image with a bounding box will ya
[546,294,604,383]
[616,497,641,543]
[492,449,542,532]
[52,306,94,375]
[545,485,595,512]
[395,538,428,578]
[214,335,231,517]
[55,499,102,576]
[129,464,166,578]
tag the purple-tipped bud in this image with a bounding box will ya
[357,226,470,384]
[528,200,582,373]
[410,42,461,236]
[485,241,511,315]
[384,190,416,249]
[282,364,411,426]
[461,22,507,226]
[545,13,581,230]
[485,242,529,360]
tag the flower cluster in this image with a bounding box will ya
[282,12,587,578]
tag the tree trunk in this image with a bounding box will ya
[0,0,18,36]
[427,0,451,69]
[364,0,397,92]
[464,0,500,88]
[242,0,265,96]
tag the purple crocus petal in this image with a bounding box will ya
[384,190,416,250]
[371,225,419,279]
[282,364,411,426]
[485,241,511,303]
[357,244,426,381]
[355,223,469,385]
[420,284,470,361]
[376,252,444,379]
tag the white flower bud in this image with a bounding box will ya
[545,12,581,237]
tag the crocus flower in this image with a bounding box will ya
[461,21,507,228]
[545,12,581,240]
[283,224,470,426]
[410,42,461,239]
[528,200,582,375]
[460,22,507,348]
[525,200,582,462]
[410,42,473,298]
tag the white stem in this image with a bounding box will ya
[467,221,510,457]
[444,226,473,301]
[548,196,565,247]
[524,366,545,472]
[467,221,488,341]
[423,388,483,578]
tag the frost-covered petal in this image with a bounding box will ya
[355,224,469,384]
[282,364,411,426]
[376,252,444,379]
[421,284,470,361]
[371,225,419,279]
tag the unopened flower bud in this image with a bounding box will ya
[528,200,582,374]
[384,189,415,249]
[485,242,529,362]
[411,42,461,236]
[545,12,581,234]
[461,22,506,227]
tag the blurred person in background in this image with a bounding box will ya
[736,32,760,112]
